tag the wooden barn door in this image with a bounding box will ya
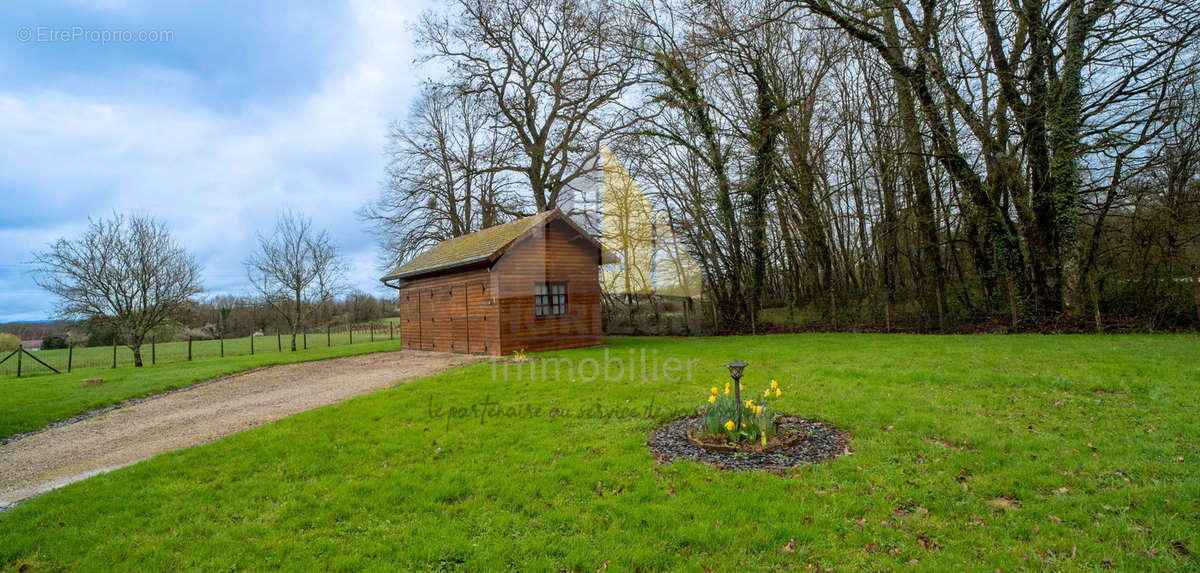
[419,288,435,350]
[402,290,421,349]
[466,281,492,354]
[431,286,455,352]
[448,283,468,354]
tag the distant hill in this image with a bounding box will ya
[0,320,71,340]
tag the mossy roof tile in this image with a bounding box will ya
[380,210,559,281]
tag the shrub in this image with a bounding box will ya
[87,328,118,347]
[0,333,21,352]
[180,324,218,340]
[41,334,69,350]
[698,379,783,444]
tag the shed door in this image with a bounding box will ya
[448,283,468,354]
[432,286,456,352]
[419,288,435,350]
[466,281,492,355]
[402,290,421,350]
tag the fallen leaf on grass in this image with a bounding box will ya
[917,534,939,551]
[987,497,1019,512]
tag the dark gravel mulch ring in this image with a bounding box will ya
[648,416,850,472]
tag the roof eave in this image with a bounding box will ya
[379,255,493,283]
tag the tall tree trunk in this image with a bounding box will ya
[745,57,779,316]
[1192,264,1200,325]
[1022,0,1060,312]
[1050,0,1112,311]
[884,5,945,329]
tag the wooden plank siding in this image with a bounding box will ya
[493,220,602,355]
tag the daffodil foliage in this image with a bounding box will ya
[698,379,782,443]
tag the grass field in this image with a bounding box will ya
[0,322,400,377]
[1,334,1198,570]
[0,338,407,441]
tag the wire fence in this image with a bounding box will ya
[0,321,400,379]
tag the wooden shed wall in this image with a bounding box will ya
[397,267,500,355]
[493,220,602,354]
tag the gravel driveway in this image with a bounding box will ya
[0,350,476,508]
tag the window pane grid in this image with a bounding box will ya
[534,282,568,317]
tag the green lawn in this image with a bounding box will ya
[0,338,406,440]
[1,334,1198,570]
[1,323,399,377]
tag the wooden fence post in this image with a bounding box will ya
[220,333,225,358]
[152,337,156,365]
[390,323,394,340]
[112,338,117,369]
[68,344,73,373]
[327,325,331,347]
[16,347,21,378]
[349,326,353,344]
[370,324,374,342]
[303,331,307,350]
[188,336,193,361]
[277,332,282,352]
[250,334,255,355]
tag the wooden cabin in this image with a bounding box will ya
[381,209,602,356]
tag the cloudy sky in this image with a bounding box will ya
[0,0,433,322]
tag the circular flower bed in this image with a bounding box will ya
[648,416,850,472]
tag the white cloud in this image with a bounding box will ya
[0,0,432,321]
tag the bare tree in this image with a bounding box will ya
[33,214,202,367]
[245,211,346,351]
[362,85,521,270]
[418,0,643,211]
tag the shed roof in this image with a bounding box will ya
[380,209,598,282]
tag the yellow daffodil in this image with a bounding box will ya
[755,405,763,415]
[770,379,778,389]
[724,420,735,431]
[724,387,731,395]
[710,387,718,395]
[708,395,716,403]
[763,388,771,398]
[775,388,782,397]
[745,399,754,408]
